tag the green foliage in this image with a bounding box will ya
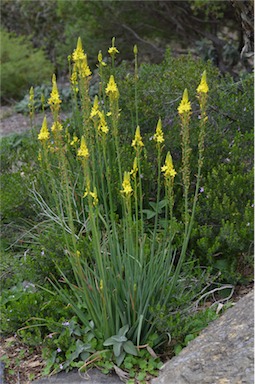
[42,317,96,375]
[162,306,219,356]
[15,84,72,114]
[0,283,65,337]
[114,54,253,282]
[103,325,137,366]
[192,131,253,282]
[0,28,53,101]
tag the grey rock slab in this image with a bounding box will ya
[152,289,254,384]
[0,362,4,384]
[32,368,122,384]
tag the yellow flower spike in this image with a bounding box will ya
[178,88,191,115]
[51,121,63,133]
[98,111,109,134]
[108,37,119,56]
[38,116,50,141]
[90,96,100,119]
[132,126,144,148]
[121,171,133,196]
[161,151,177,179]
[98,51,107,66]
[197,70,209,94]
[130,157,138,179]
[70,64,78,86]
[72,37,86,62]
[154,117,164,144]
[77,136,89,159]
[105,75,119,99]
[29,86,34,103]
[48,74,62,111]
[98,51,103,63]
[79,55,92,78]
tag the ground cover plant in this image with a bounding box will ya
[0,37,253,383]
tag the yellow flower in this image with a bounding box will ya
[98,111,109,134]
[108,37,119,56]
[132,126,144,148]
[77,136,89,158]
[197,70,209,94]
[70,135,79,146]
[70,65,78,86]
[98,50,107,66]
[105,75,119,99]
[78,55,92,78]
[48,74,62,110]
[130,157,138,179]
[38,116,50,141]
[161,151,177,178]
[51,121,63,133]
[90,96,100,118]
[154,117,164,144]
[72,37,86,62]
[177,88,191,115]
[98,51,103,62]
[121,171,133,196]
[83,186,98,206]
[108,46,119,55]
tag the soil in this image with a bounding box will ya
[0,106,42,137]
[0,106,69,138]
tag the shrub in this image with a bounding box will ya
[113,53,254,281]
[0,28,53,101]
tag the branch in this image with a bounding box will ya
[121,23,164,55]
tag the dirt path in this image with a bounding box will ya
[0,106,69,138]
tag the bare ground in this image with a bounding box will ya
[0,106,69,138]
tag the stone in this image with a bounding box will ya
[0,362,4,384]
[32,368,122,384]
[152,289,254,384]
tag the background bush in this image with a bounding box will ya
[0,28,53,101]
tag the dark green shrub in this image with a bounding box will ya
[0,282,71,337]
[192,131,253,282]
[0,28,53,101]
[112,53,253,282]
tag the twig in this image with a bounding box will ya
[122,24,164,55]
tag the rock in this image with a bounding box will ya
[0,362,4,384]
[152,289,254,384]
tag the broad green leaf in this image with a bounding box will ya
[123,341,137,356]
[143,209,156,219]
[112,335,127,343]
[103,336,115,346]
[118,324,129,336]
[113,342,122,357]
[116,351,126,366]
